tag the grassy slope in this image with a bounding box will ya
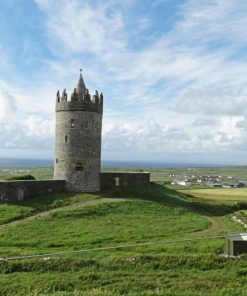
[0,185,246,295]
[0,193,100,225]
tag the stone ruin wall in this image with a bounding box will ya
[0,180,65,202]
[100,172,150,190]
[0,173,150,202]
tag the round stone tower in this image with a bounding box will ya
[54,70,103,192]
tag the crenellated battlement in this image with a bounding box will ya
[56,97,103,113]
[55,74,103,114]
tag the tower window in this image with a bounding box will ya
[65,135,68,143]
[56,158,58,163]
[76,163,83,171]
[71,119,75,128]
[115,177,120,187]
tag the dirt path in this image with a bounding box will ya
[1,197,127,227]
[185,215,226,237]
[196,215,226,236]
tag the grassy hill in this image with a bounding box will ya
[0,184,247,295]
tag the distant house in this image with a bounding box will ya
[177,180,191,186]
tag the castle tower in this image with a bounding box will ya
[54,70,103,192]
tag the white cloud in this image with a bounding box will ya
[177,0,247,45]
[0,82,17,122]
[0,80,54,152]
[102,114,246,159]
[23,115,54,139]
[174,88,247,116]
[193,118,218,127]
[35,0,124,55]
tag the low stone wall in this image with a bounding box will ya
[100,172,150,190]
[0,173,150,202]
[0,180,65,202]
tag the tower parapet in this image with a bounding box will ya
[56,74,103,113]
[54,70,103,192]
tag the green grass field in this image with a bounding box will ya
[148,166,247,182]
[1,184,247,295]
[1,164,247,182]
[0,167,53,180]
[178,188,247,202]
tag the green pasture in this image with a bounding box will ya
[148,166,247,182]
[0,185,247,295]
[0,167,53,180]
[179,188,247,202]
[1,164,247,295]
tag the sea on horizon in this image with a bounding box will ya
[0,158,240,168]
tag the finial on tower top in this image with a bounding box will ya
[79,68,83,79]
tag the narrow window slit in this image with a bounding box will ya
[115,177,120,187]
[76,163,83,171]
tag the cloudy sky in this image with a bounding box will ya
[0,0,247,165]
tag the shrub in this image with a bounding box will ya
[5,174,36,181]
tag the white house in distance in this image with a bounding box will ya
[177,180,192,186]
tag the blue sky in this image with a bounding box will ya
[0,0,247,164]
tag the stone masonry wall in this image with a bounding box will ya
[0,180,65,202]
[0,173,149,202]
[54,110,102,192]
[100,172,150,190]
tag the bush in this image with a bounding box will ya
[5,174,36,181]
